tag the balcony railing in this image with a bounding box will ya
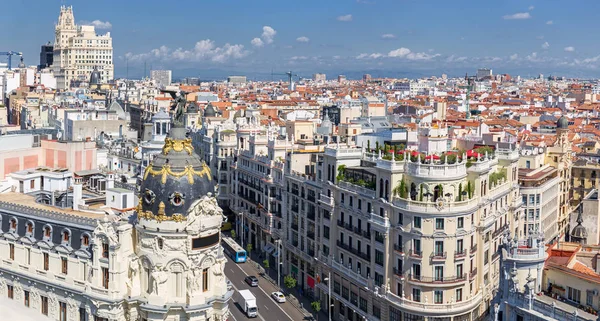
[409,249,422,258]
[454,249,466,259]
[344,223,354,232]
[492,251,500,261]
[470,268,477,280]
[393,267,404,278]
[408,273,467,284]
[362,230,371,239]
[492,224,509,238]
[430,252,447,261]
[337,220,344,227]
[470,244,477,254]
[394,244,404,253]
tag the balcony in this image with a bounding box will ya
[319,194,335,207]
[454,249,466,259]
[369,212,391,230]
[470,268,477,280]
[338,181,376,198]
[470,244,477,255]
[492,224,509,238]
[393,267,404,279]
[331,259,368,288]
[337,220,344,228]
[409,249,422,258]
[359,251,371,261]
[430,252,447,261]
[362,230,371,239]
[344,223,354,232]
[492,251,500,261]
[394,244,404,254]
[408,273,467,284]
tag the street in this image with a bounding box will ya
[225,258,310,321]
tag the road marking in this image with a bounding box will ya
[230,269,235,274]
[230,262,295,321]
[230,280,267,321]
[264,305,269,310]
[229,311,238,321]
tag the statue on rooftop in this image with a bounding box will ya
[173,92,187,127]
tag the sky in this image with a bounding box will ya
[4,0,600,79]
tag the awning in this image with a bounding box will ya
[307,276,315,289]
[264,244,275,254]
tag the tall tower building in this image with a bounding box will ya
[52,6,114,89]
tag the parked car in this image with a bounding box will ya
[245,275,259,287]
[271,291,286,303]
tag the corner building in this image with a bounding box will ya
[315,132,521,320]
[0,116,231,320]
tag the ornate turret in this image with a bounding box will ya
[570,205,588,244]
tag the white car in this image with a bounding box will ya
[271,291,286,303]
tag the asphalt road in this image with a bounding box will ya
[225,259,308,321]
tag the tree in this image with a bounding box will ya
[263,259,270,269]
[230,230,236,239]
[458,183,463,201]
[336,164,347,182]
[375,141,380,152]
[311,301,322,321]
[467,181,474,199]
[367,140,371,151]
[284,274,297,291]
[419,184,424,202]
[246,243,253,260]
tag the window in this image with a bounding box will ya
[99,267,109,289]
[413,239,421,254]
[412,264,421,278]
[435,218,444,230]
[79,307,86,321]
[457,239,464,252]
[434,241,444,255]
[82,235,90,247]
[24,290,29,307]
[568,287,581,304]
[359,297,367,312]
[587,290,594,306]
[41,296,49,315]
[458,217,464,229]
[434,290,443,304]
[373,304,381,319]
[102,243,109,258]
[9,244,14,260]
[60,301,67,321]
[30,180,35,189]
[374,273,383,286]
[375,250,384,266]
[358,199,362,210]
[62,258,68,274]
[26,248,30,265]
[412,288,421,302]
[26,222,33,234]
[44,226,51,238]
[457,264,463,277]
[203,268,209,292]
[44,253,49,271]
[434,266,444,281]
[484,250,489,265]
[456,288,463,302]
[7,285,13,299]
[63,231,70,243]
[9,218,16,231]
[413,216,421,229]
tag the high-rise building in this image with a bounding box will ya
[338,75,347,83]
[52,6,114,89]
[313,73,326,82]
[476,68,492,81]
[227,76,246,85]
[150,70,172,88]
[38,42,54,70]
[363,74,372,82]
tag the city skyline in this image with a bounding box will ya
[4,0,600,79]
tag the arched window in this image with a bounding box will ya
[26,221,34,235]
[171,263,185,297]
[434,185,441,201]
[81,234,90,247]
[62,230,70,244]
[385,180,389,200]
[9,218,17,231]
[379,179,384,198]
[410,183,417,200]
[43,225,52,239]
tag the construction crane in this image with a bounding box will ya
[271,70,303,90]
[0,51,23,70]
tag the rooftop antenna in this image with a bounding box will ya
[126,57,129,79]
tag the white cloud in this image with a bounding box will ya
[526,52,540,62]
[80,20,112,29]
[502,12,531,20]
[381,33,395,39]
[251,38,264,47]
[528,5,535,10]
[261,26,277,44]
[125,39,249,63]
[537,35,545,40]
[356,53,383,59]
[296,36,310,43]
[509,54,519,61]
[388,47,411,57]
[337,14,353,22]
[290,56,308,60]
[564,46,575,52]
[546,20,553,25]
[387,47,439,60]
[446,55,468,63]
[542,42,550,49]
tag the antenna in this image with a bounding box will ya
[126,57,129,79]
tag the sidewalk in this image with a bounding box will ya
[249,249,329,321]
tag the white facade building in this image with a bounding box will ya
[53,6,114,89]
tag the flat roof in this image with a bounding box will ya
[0,192,105,220]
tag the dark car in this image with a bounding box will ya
[245,275,259,287]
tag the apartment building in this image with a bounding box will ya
[53,6,114,89]
[312,135,521,321]
[518,165,560,242]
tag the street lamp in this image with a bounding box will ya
[239,212,244,249]
[315,256,333,321]
[276,239,282,289]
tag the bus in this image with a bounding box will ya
[222,236,247,263]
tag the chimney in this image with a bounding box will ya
[72,183,82,211]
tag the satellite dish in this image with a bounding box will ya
[538,147,544,154]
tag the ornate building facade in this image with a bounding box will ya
[0,108,231,320]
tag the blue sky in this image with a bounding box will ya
[4,0,600,79]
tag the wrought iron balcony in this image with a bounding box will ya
[430,251,447,261]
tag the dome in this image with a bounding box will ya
[204,103,217,117]
[570,205,587,244]
[557,116,569,129]
[152,108,171,121]
[90,66,101,85]
[187,102,199,114]
[137,126,214,222]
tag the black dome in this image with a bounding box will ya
[138,126,214,221]
[90,66,101,85]
[557,116,569,129]
[204,103,217,117]
[187,102,199,114]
